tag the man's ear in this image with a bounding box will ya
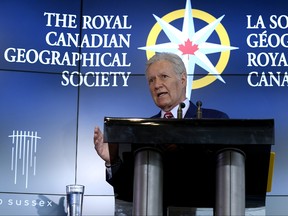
[181,72,187,86]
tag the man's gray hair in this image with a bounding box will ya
[145,52,187,78]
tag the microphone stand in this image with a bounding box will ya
[177,102,186,119]
[196,100,202,119]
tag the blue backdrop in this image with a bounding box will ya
[0,0,287,215]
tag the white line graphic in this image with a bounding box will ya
[8,130,41,188]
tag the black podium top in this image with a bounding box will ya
[104,117,274,145]
[104,117,274,208]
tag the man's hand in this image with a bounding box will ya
[94,126,111,164]
[94,126,119,166]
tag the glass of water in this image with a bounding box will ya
[66,184,85,216]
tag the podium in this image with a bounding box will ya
[104,117,274,216]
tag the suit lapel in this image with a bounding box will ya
[184,101,197,118]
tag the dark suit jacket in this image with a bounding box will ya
[151,101,229,119]
[107,101,229,206]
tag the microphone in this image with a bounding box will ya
[177,102,186,119]
[196,100,202,119]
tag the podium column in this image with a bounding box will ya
[132,147,163,216]
[215,149,246,216]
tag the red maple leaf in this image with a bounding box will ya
[178,39,199,55]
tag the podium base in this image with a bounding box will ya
[133,147,163,216]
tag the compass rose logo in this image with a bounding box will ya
[138,0,238,99]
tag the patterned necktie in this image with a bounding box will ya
[164,112,173,119]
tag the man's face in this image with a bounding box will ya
[146,60,187,111]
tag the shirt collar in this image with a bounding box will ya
[161,98,189,118]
